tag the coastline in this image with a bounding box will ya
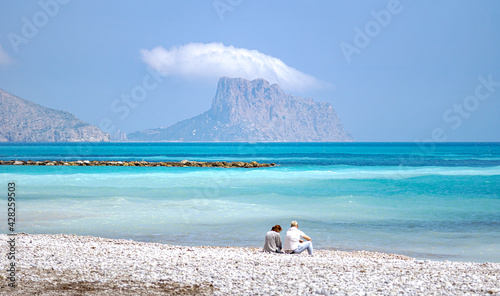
[1,234,499,295]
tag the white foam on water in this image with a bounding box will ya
[3,164,499,262]
[2,166,499,188]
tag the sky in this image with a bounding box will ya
[1,0,499,142]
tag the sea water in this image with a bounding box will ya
[1,143,499,262]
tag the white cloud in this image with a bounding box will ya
[140,42,328,92]
[0,45,13,66]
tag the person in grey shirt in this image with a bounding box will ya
[263,225,283,253]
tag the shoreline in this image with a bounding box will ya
[1,234,499,295]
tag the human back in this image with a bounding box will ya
[263,224,283,253]
[283,221,313,255]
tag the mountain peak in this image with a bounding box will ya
[129,77,352,142]
[211,77,280,124]
[0,89,110,142]
[215,77,275,99]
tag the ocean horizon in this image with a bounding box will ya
[1,142,499,263]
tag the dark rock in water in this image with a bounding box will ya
[0,88,110,142]
[128,77,352,142]
[0,159,275,168]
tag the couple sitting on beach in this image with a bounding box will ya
[263,221,313,255]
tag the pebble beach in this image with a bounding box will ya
[1,234,499,295]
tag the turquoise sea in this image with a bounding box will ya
[1,142,499,262]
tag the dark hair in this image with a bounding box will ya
[271,225,282,232]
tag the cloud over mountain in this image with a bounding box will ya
[140,42,327,92]
[0,46,13,66]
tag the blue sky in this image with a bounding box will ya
[1,0,499,141]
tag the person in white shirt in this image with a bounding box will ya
[283,221,313,255]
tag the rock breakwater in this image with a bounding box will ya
[0,159,275,168]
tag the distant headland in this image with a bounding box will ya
[129,77,353,142]
[1,77,352,143]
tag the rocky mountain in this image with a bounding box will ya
[0,89,110,142]
[129,77,352,142]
